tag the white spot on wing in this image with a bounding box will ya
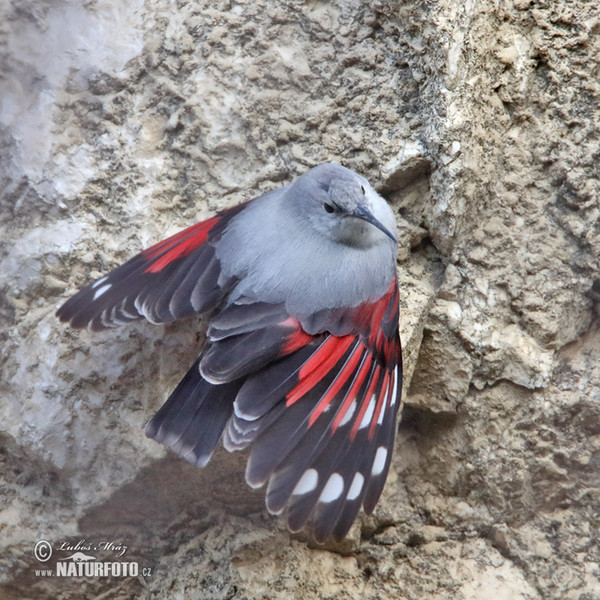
[377,370,396,426]
[93,283,112,300]
[339,400,357,427]
[371,446,388,476]
[92,275,109,289]
[390,366,399,407]
[319,473,344,503]
[377,390,387,426]
[292,468,319,496]
[347,472,364,501]
[358,396,376,430]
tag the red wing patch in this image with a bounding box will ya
[56,209,240,330]
[142,216,221,273]
[222,277,402,542]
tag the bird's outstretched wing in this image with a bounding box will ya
[146,280,402,542]
[56,205,244,330]
[57,198,401,541]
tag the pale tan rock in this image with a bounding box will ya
[1,0,599,598]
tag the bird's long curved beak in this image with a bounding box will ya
[352,206,397,242]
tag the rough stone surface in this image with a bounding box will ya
[1,0,599,598]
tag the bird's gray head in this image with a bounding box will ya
[291,163,397,249]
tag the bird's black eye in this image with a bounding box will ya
[323,202,335,213]
[360,185,366,195]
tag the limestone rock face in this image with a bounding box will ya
[1,1,599,598]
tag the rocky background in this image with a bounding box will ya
[1,0,599,598]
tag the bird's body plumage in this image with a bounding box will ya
[57,163,402,542]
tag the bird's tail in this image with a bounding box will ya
[145,358,242,467]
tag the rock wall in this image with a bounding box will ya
[1,0,599,598]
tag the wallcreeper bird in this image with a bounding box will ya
[57,163,402,542]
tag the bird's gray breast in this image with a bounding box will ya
[214,189,396,317]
